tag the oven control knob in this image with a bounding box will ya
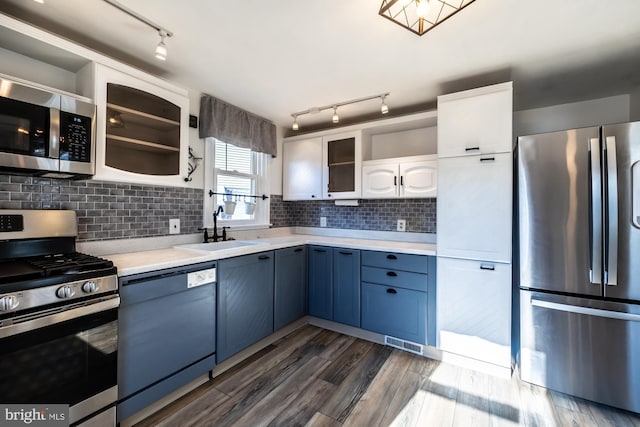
[0,295,19,312]
[56,285,76,299]
[82,281,99,293]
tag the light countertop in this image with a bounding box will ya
[104,234,437,277]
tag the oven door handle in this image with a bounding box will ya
[0,296,120,339]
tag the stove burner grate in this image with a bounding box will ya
[26,253,114,276]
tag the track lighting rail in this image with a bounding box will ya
[291,92,390,130]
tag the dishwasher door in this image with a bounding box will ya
[520,290,640,413]
[117,263,216,421]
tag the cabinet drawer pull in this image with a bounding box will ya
[311,195,316,198]
[314,249,327,253]
[294,248,303,253]
[480,157,495,162]
[480,264,495,271]
[258,255,271,260]
[400,176,404,186]
[465,147,480,152]
[386,271,397,277]
[394,176,397,186]
[386,288,397,294]
[339,251,353,256]
[386,254,397,260]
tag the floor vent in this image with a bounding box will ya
[384,336,424,355]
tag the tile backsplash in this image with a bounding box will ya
[270,195,436,233]
[1,173,435,242]
[0,175,203,241]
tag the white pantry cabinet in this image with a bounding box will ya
[436,257,511,368]
[282,137,323,200]
[79,63,189,187]
[362,155,437,198]
[437,82,513,158]
[437,152,512,263]
[436,82,513,370]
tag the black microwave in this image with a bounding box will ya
[0,76,96,178]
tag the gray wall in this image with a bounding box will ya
[514,95,631,136]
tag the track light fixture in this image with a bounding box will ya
[290,92,389,131]
[155,30,168,61]
[381,95,389,114]
[104,0,173,61]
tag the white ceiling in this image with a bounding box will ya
[2,0,640,134]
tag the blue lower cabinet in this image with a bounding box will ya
[361,282,426,344]
[333,249,360,327]
[274,246,307,330]
[217,251,275,363]
[308,246,333,320]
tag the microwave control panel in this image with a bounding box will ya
[59,112,92,163]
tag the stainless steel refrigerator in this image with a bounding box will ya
[517,122,640,413]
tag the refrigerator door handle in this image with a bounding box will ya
[605,136,618,286]
[589,137,603,285]
[531,298,640,322]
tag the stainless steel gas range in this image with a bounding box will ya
[0,210,118,426]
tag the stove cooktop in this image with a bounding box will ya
[0,252,117,295]
[0,253,113,282]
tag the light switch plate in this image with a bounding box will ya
[169,218,180,234]
[320,217,327,227]
[397,219,406,232]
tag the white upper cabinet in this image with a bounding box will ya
[79,63,189,187]
[437,152,512,263]
[400,159,437,198]
[362,155,437,199]
[282,111,437,201]
[323,131,362,200]
[362,162,397,199]
[437,82,513,158]
[282,137,323,200]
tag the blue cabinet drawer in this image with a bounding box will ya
[361,282,426,344]
[361,266,427,292]
[361,251,428,274]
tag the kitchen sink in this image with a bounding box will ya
[178,241,258,251]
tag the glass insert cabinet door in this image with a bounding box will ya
[105,83,181,176]
[323,132,361,199]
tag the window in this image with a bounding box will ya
[205,138,269,228]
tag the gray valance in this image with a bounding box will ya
[199,95,277,157]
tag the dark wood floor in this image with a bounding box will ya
[136,325,640,427]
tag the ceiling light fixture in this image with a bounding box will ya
[381,95,389,114]
[155,30,168,61]
[103,0,173,61]
[290,92,389,131]
[379,0,476,36]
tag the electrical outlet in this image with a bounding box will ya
[169,218,180,234]
[397,219,406,232]
[320,217,327,227]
